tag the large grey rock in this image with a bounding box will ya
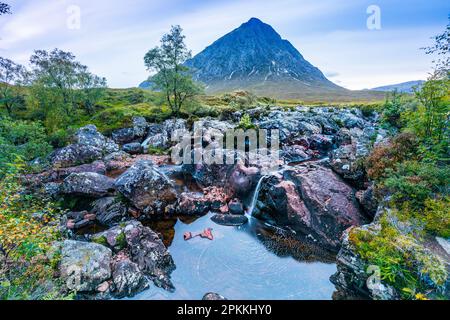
[112,128,135,144]
[132,116,149,138]
[61,172,115,198]
[74,125,119,154]
[59,240,112,292]
[122,142,143,155]
[50,144,103,168]
[114,160,177,214]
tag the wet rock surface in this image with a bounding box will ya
[211,214,248,226]
[253,164,366,250]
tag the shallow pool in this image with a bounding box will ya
[131,213,337,300]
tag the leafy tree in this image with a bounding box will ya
[0,57,27,116]
[77,66,107,115]
[413,75,449,143]
[30,49,107,116]
[144,25,202,116]
[0,2,11,15]
[423,16,449,78]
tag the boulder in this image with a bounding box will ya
[91,197,128,227]
[122,142,143,155]
[92,221,175,290]
[202,292,227,300]
[112,259,149,298]
[50,144,103,168]
[61,172,115,198]
[330,144,365,183]
[65,210,96,230]
[142,133,168,151]
[253,164,365,250]
[132,116,149,138]
[59,240,112,292]
[330,226,400,300]
[112,128,135,144]
[332,111,366,129]
[74,125,119,154]
[356,185,378,217]
[114,160,177,215]
[176,192,213,216]
[211,214,248,226]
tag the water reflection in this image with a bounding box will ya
[132,213,337,300]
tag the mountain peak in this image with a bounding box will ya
[184,19,344,98]
[246,17,264,25]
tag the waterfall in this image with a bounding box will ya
[247,175,267,216]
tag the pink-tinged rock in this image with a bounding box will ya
[253,164,366,251]
[97,281,110,293]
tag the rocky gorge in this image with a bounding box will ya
[22,105,449,300]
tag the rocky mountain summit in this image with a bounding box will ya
[184,18,344,97]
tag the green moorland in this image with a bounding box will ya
[0,22,448,300]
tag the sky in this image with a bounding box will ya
[0,0,449,90]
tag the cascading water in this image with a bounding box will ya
[246,175,268,216]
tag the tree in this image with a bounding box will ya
[0,57,27,116]
[0,2,11,15]
[424,16,449,78]
[414,75,449,143]
[77,66,107,115]
[144,25,202,116]
[29,49,107,117]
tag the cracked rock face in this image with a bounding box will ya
[91,197,128,227]
[91,220,175,291]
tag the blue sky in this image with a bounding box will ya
[0,0,449,89]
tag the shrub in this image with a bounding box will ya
[366,132,418,181]
[0,117,53,171]
[384,161,449,209]
[238,114,256,130]
[349,216,448,299]
[0,161,70,299]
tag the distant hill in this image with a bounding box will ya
[371,80,425,94]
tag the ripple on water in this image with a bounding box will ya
[131,214,337,300]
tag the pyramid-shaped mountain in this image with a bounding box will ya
[185,18,346,98]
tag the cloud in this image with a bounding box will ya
[0,0,448,89]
